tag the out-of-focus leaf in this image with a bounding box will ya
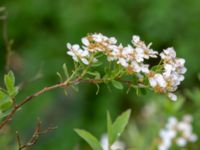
[56,72,63,82]
[107,111,113,145]
[72,85,79,92]
[75,129,103,150]
[109,109,131,145]
[112,80,123,90]
[140,88,147,95]
[95,84,100,95]
[92,61,102,67]
[0,91,13,111]
[88,71,101,80]
[173,96,185,112]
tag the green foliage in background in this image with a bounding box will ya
[0,0,200,149]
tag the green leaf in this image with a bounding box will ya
[75,129,103,150]
[4,71,15,90]
[56,72,63,82]
[173,97,184,112]
[151,65,163,72]
[107,111,113,145]
[63,63,69,77]
[95,84,100,95]
[132,75,138,84]
[0,91,13,111]
[139,88,147,95]
[92,61,102,67]
[4,71,18,97]
[134,87,147,96]
[0,109,12,119]
[88,71,101,79]
[111,80,123,90]
[110,109,131,145]
[72,85,79,92]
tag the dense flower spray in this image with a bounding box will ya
[158,115,198,150]
[66,33,187,101]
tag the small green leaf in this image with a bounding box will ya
[107,111,113,145]
[0,91,13,111]
[92,61,102,67]
[110,109,131,145]
[134,87,142,96]
[111,80,123,90]
[95,84,100,95]
[56,72,63,82]
[63,63,69,77]
[151,65,163,72]
[0,91,6,100]
[75,129,103,150]
[88,71,101,79]
[4,71,15,89]
[72,85,79,92]
[4,71,18,97]
[132,75,138,84]
[139,88,147,95]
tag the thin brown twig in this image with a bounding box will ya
[0,77,83,130]
[16,120,57,150]
[0,81,68,129]
[0,76,145,130]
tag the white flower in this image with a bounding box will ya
[177,122,192,133]
[134,47,145,62]
[122,45,134,59]
[132,35,158,59]
[158,144,168,150]
[147,47,187,100]
[66,43,90,65]
[176,137,187,147]
[92,33,106,42]
[81,37,90,46]
[109,37,117,44]
[117,58,129,67]
[160,47,176,60]
[140,64,149,73]
[132,35,140,43]
[189,134,198,142]
[167,93,177,101]
[160,129,176,140]
[67,43,80,62]
[131,61,141,73]
[66,33,186,98]
[149,74,166,88]
[100,134,125,150]
[158,115,197,150]
[166,117,178,129]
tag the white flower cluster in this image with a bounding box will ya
[158,115,198,150]
[100,134,125,150]
[66,33,157,73]
[149,48,187,101]
[66,33,186,101]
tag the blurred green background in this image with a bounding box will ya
[0,0,200,149]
